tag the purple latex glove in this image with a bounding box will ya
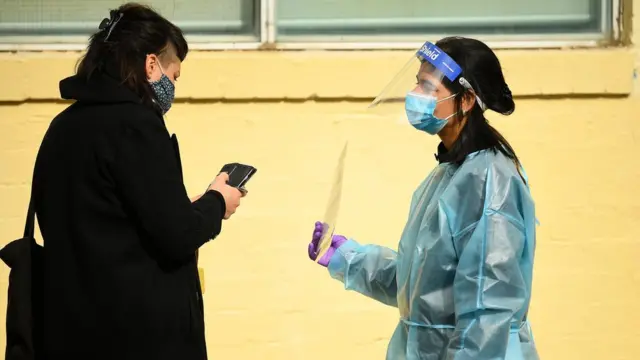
[308,221,348,267]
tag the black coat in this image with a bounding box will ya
[33,72,226,360]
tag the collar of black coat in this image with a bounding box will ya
[434,133,493,164]
[59,72,141,104]
[435,142,453,164]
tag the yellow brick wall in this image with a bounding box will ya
[2,5,640,360]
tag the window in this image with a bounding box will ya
[0,0,617,50]
[0,0,260,49]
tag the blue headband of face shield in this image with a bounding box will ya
[416,42,487,111]
[403,42,488,134]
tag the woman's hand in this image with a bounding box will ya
[308,221,347,267]
[208,172,243,219]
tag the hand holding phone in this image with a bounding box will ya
[218,163,257,194]
[207,173,242,219]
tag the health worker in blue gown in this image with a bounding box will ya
[308,37,540,360]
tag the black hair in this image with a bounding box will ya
[76,3,188,108]
[435,37,524,181]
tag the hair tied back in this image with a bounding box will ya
[99,10,123,42]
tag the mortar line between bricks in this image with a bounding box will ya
[0,93,629,105]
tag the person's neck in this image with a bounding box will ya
[438,126,460,150]
[438,116,469,149]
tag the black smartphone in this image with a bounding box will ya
[218,163,257,191]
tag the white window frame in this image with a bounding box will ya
[0,0,622,51]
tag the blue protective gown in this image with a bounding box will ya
[328,148,539,360]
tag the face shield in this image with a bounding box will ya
[369,41,486,132]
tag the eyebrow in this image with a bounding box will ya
[416,75,436,86]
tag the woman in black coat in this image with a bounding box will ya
[33,3,244,359]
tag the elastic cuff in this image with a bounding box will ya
[327,239,360,282]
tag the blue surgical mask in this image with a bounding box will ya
[404,92,457,135]
[149,66,175,114]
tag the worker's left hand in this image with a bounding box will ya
[308,221,347,267]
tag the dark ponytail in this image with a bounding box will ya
[435,37,525,182]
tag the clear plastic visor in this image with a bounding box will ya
[370,41,463,109]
